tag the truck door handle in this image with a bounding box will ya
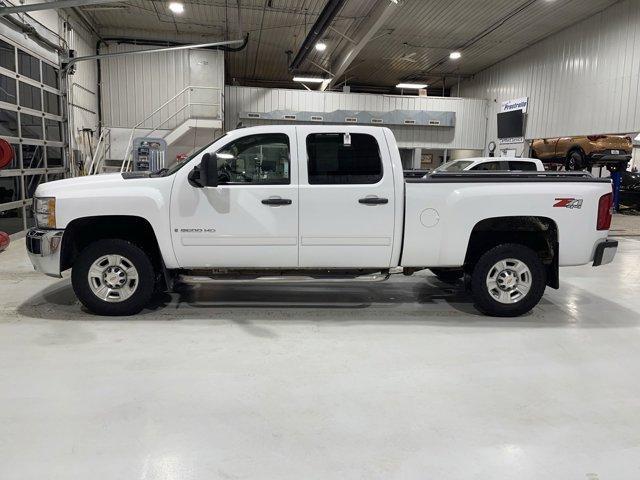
[261,198,292,206]
[359,197,389,205]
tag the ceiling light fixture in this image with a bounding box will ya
[449,51,462,60]
[315,42,327,52]
[396,83,428,89]
[168,2,184,14]
[293,76,326,83]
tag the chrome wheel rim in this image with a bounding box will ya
[486,258,532,304]
[88,254,139,303]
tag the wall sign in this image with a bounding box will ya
[501,97,528,113]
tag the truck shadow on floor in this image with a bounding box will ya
[15,275,640,329]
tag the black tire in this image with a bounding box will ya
[430,268,464,284]
[565,150,584,171]
[71,239,155,316]
[470,244,546,317]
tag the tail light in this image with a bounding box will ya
[625,136,633,145]
[587,135,606,142]
[597,192,613,231]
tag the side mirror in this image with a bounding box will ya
[188,153,218,188]
[200,153,218,187]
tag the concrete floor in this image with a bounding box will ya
[1,238,640,480]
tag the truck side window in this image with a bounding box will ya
[306,133,382,185]
[508,161,537,171]
[471,161,503,171]
[216,133,290,185]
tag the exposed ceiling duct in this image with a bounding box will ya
[288,0,347,71]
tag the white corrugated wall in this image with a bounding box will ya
[100,46,224,129]
[460,0,640,141]
[224,86,487,150]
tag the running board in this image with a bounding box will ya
[178,272,391,284]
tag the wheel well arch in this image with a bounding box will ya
[464,216,560,288]
[60,216,162,273]
[567,146,585,157]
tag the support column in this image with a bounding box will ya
[413,148,422,170]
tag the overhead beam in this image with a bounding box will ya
[0,0,124,16]
[63,39,245,71]
[323,0,397,91]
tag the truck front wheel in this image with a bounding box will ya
[470,244,546,317]
[71,239,155,316]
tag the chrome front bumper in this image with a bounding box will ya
[26,228,64,278]
[593,239,618,267]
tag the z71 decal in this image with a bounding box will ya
[554,198,583,209]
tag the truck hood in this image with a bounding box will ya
[35,172,152,198]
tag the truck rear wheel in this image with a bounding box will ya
[71,239,155,316]
[470,244,546,317]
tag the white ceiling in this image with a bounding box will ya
[80,0,622,91]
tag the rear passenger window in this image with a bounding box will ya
[307,133,382,184]
[508,161,537,171]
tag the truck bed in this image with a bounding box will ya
[401,171,613,269]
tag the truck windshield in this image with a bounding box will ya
[435,160,474,172]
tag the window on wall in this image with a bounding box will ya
[306,133,383,185]
[22,144,44,169]
[24,173,43,199]
[19,113,43,139]
[0,39,15,71]
[43,91,60,115]
[47,172,65,182]
[46,147,63,167]
[42,63,58,89]
[18,50,40,82]
[0,176,22,204]
[215,133,290,185]
[0,74,16,104]
[19,81,42,111]
[0,207,24,235]
[45,119,62,142]
[0,109,19,137]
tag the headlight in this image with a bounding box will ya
[34,197,56,228]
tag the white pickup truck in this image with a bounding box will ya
[27,125,618,317]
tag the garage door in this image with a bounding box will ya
[0,37,67,235]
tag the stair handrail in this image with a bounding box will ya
[120,86,221,172]
[87,127,109,175]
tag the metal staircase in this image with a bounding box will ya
[86,127,112,174]
[88,86,223,174]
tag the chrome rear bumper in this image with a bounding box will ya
[26,228,64,278]
[593,240,618,267]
